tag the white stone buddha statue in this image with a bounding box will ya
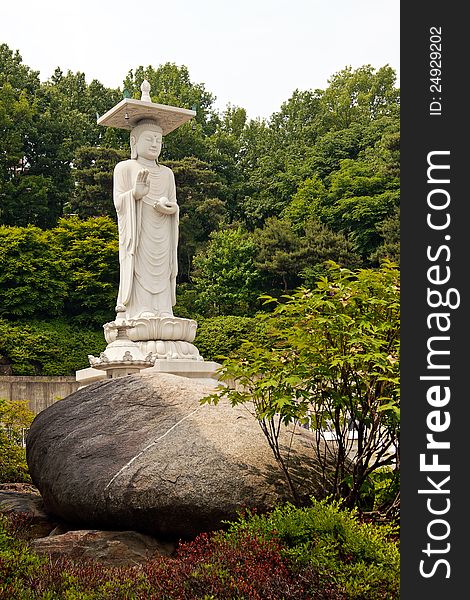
[113,119,179,320]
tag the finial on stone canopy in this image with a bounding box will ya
[141,79,152,102]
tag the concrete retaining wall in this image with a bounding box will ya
[0,376,79,415]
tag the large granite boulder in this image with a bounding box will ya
[27,371,328,539]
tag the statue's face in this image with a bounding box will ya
[135,129,162,161]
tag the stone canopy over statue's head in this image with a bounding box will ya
[97,80,195,165]
[97,80,196,135]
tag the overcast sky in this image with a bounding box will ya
[1,0,399,120]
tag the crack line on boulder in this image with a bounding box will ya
[104,406,202,492]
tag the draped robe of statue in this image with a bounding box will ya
[113,159,179,320]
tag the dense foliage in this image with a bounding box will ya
[0,319,105,376]
[0,498,399,599]
[225,499,399,599]
[1,42,399,272]
[194,315,270,362]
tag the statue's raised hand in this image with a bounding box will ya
[133,169,150,200]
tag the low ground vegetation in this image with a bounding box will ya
[0,498,399,599]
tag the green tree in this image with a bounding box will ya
[0,318,105,375]
[24,78,103,223]
[369,206,400,265]
[0,82,36,182]
[282,176,327,226]
[194,315,268,362]
[0,53,124,227]
[192,227,262,316]
[303,124,366,180]
[0,43,39,93]
[0,225,67,318]
[0,399,33,483]
[318,65,399,131]
[238,88,324,220]
[67,146,127,218]
[50,216,119,325]
[0,396,35,483]
[298,218,362,285]
[203,262,400,510]
[253,217,362,292]
[47,68,123,148]
[253,217,305,292]
[269,89,322,147]
[206,105,248,220]
[234,66,399,229]
[0,44,39,187]
[0,175,53,228]
[321,159,400,258]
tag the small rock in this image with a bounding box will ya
[0,489,58,539]
[0,483,40,495]
[30,529,176,566]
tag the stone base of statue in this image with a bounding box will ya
[148,359,221,386]
[76,315,219,387]
[104,316,198,344]
[83,321,154,384]
[137,340,202,360]
[103,316,202,361]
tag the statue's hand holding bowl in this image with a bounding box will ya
[153,197,178,215]
[133,169,150,200]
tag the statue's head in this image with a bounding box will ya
[130,119,163,161]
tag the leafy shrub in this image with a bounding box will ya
[194,315,269,362]
[224,498,399,599]
[369,467,400,517]
[173,283,202,320]
[192,227,263,317]
[0,218,119,326]
[203,262,400,510]
[0,500,401,600]
[144,531,343,600]
[0,516,344,599]
[50,216,119,326]
[0,319,104,375]
[0,514,47,598]
[0,501,399,600]
[0,225,67,319]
